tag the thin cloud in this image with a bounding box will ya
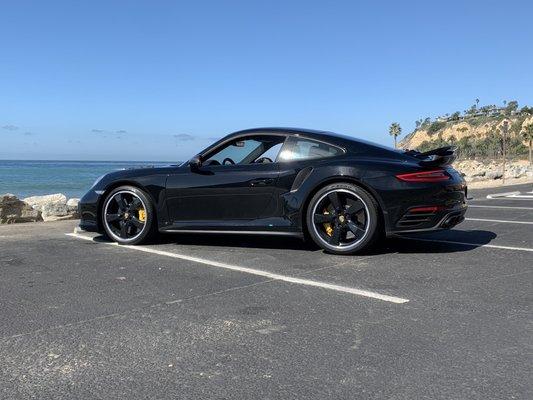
[91,129,106,134]
[2,124,19,131]
[208,136,221,141]
[173,134,195,141]
[23,131,33,136]
[116,130,127,134]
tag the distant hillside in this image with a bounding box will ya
[400,101,533,159]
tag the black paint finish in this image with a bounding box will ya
[79,127,467,237]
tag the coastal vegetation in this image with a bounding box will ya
[400,100,533,162]
[388,122,401,149]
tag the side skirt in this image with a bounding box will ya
[159,228,303,238]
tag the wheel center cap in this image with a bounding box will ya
[338,215,345,223]
[124,212,130,219]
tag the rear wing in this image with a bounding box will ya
[404,146,457,167]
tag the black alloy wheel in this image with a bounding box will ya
[102,186,156,245]
[306,183,379,254]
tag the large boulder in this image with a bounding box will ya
[65,198,80,219]
[67,198,80,212]
[21,193,79,221]
[41,202,70,221]
[0,194,42,224]
[23,193,67,211]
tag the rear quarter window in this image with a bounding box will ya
[279,138,343,161]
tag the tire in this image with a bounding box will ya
[101,185,157,245]
[305,183,380,255]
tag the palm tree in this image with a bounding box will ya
[389,122,402,149]
[521,123,533,165]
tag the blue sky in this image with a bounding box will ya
[1,0,532,161]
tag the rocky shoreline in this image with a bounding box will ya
[0,193,80,224]
[1,159,531,224]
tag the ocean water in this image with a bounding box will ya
[0,160,174,199]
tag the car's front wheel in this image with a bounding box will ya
[306,183,380,255]
[101,185,156,245]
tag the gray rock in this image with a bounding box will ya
[67,198,80,211]
[23,193,67,211]
[66,198,80,218]
[486,171,503,180]
[41,202,72,221]
[20,193,80,221]
[470,170,486,177]
[0,193,43,224]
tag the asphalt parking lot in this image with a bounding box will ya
[1,183,532,399]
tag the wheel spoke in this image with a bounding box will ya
[313,213,335,224]
[106,213,121,222]
[119,220,128,238]
[328,224,342,245]
[130,217,144,229]
[328,192,342,211]
[345,200,364,216]
[114,194,128,211]
[130,197,142,210]
[347,220,365,239]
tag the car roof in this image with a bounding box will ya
[227,127,400,155]
[197,127,405,161]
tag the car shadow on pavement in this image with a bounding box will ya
[382,229,498,255]
[156,233,317,251]
[147,229,498,255]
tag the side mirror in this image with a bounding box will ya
[189,155,202,170]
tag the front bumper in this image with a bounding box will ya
[78,189,104,233]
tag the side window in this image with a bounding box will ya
[279,138,343,161]
[261,142,284,162]
[204,136,286,166]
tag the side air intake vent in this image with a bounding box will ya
[290,167,313,192]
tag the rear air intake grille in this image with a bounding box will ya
[396,206,443,228]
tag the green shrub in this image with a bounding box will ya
[427,121,446,134]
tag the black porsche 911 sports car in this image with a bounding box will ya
[79,127,467,254]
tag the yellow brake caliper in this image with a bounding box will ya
[138,208,146,222]
[323,209,333,236]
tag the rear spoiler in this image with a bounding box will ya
[404,146,457,167]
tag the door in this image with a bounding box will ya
[165,135,286,224]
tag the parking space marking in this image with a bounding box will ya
[483,197,533,201]
[486,189,533,200]
[486,191,520,199]
[468,205,533,210]
[465,218,533,225]
[402,237,533,252]
[65,233,409,304]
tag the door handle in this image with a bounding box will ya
[249,178,274,186]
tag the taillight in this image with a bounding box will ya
[409,206,445,213]
[396,169,450,182]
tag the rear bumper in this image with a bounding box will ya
[378,168,468,235]
[390,205,467,235]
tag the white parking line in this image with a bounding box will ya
[468,205,533,210]
[484,197,533,201]
[508,194,533,199]
[486,191,520,199]
[65,233,409,304]
[466,218,533,225]
[402,237,533,252]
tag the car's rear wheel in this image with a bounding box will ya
[102,185,156,245]
[306,183,379,255]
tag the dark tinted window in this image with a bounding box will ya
[204,135,286,166]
